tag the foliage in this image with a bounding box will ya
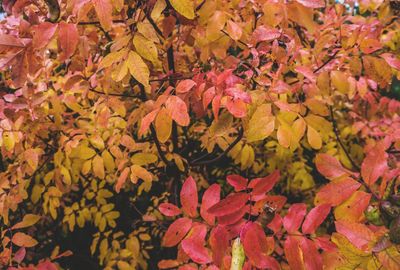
[0,0,400,269]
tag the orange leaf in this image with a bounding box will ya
[12,232,38,248]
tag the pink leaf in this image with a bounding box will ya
[335,221,375,251]
[176,79,197,94]
[200,184,220,225]
[300,238,323,270]
[92,0,113,31]
[250,170,280,198]
[284,236,304,270]
[315,177,361,206]
[32,22,57,49]
[381,53,400,70]
[209,226,229,267]
[295,0,325,8]
[58,22,79,61]
[302,204,331,234]
[243,222,279,269]
[226,174,248,192]
[283,203,307,233]
[315,153,352,180]
[139,109,159,136]
[165,96,190,126]
[159,203,182,217]
[180,176,198,217]
[361,144,388,186]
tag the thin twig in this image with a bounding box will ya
[191,127,244,165]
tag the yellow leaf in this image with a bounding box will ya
[31,185,44,204]
[127,51,150,87]
[331,71,349,94]
[131,165,153,183]
[307,125,322,149]
[231,238,245,270]
[92,155,105,179]
[155,108,172,143]
[3,131,15,151]
[112,59,129,82]
[247,104,275,143]
[60,166,71,185]
[277,123,292,148]
[98,49,126,69]
[133,34,160,66]
[131,153,158,166]
[117,261,132,270]
[12,214,41,229]
[12,232,38,247]
[102,150,115,173]
[169,0,195,19]
[70,144,96,160]
[89,134,105,150]
[151,0,167,21]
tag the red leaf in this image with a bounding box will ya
[200,184,220,225]
[162,217,192,247]
[139,109,159,136]
[92,0,113,31]
[267,214,282,234]
[158,260,180,269]
[314,236,337,252]
[250,170,280,198]
[335,221,375,251]
[361,144,388,186]
[300,238,323,270]
[209,226,229,267]
[226,98,247,118]
[381,53,400,70]
[295,0,325,8]
[302,204,331,234]
[218,204,249,226]
[315,153,352,179]
[314,177,361,206]
[252,26,281,43]
[182,224,211,264]
[180,176,198,217]
[284,236,304,270]
[159,203,182,217]
[226,174,248,192]
[283,203,307,233]
[243,222,279,269]
[176,79,196,93]
[165,96,190,126]
[32,22,57,49]
[58,22,79,61]
[207,192,249,216]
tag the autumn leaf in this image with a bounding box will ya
[284,236,305,270]
[159,203,181,217]
[58,22,79,61]
[283,203,307,233]
[335,221,376,251]
[200,184,220,225]
[226,174,248,192]
[12,214,41,230]
[315,177,361,206]
[207,192,248,216]
[155,107,172,143]
[169,0,195,19]
[127,51,150,87]
[295,0,325,8]
[165,96,190,126]
[176,79,196,94]
[92,0,113,31]
[162,217,192,247]
[315,153,353,179]
[302,204,331,234]
[334,191,371,222]
[12,232,38,248]
[361,144,388,186]
[226,21,242,41]
[180,176,198,217]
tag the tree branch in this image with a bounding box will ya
[138,84,173,167]
[191,127,244,166]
